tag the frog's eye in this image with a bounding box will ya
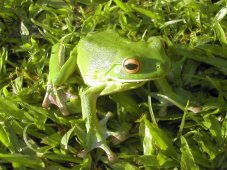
[123,58,140,74]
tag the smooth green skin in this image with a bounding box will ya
[43,30,170,162]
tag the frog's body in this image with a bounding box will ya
[43,30,170,162]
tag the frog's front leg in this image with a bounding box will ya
[78,84,117,162]
[78,82,144,162]
[42,43,78,116]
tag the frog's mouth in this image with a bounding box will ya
[106,65,169,82]
[105,75,163,83]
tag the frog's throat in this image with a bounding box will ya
[84,78,150,87]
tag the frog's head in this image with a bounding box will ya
[106,37,171,82]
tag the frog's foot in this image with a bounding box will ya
[42,84,77,116]
[78,141,117,163]
[100,112,127,141]
[100,112,128,145]
[78,112,126,162]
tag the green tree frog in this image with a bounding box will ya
[42,30,171,162]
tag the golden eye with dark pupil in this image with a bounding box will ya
[123,58,140,74]
[125,63,138,70]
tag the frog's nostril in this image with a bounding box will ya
[156,63,161,70]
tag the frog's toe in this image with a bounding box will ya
[108,131,127,144]
[77,145,117,163]
[99,144,117,163]
[99,112,113,126]
[77,149,87,158]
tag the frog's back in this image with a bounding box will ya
[77,30,129,85]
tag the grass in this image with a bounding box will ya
[0,0,227,169]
